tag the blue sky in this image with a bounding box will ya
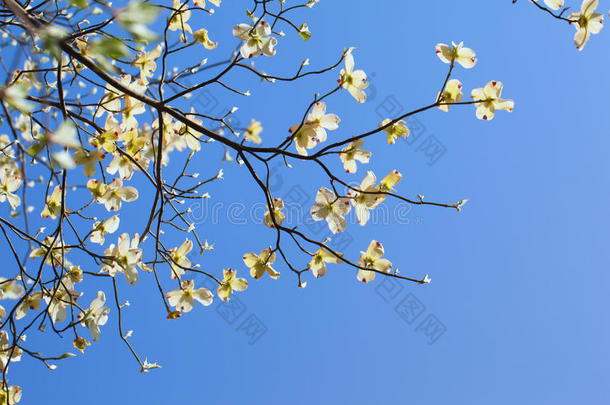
[7,1,610,404]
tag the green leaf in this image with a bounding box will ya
[119,0,160,41]
[27,141,45,157]
[91,38,129,61]
[40,25,68,60]
[298,22,311,41]
[68,0,89,9]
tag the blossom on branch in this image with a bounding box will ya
[437,79,463,111]
[471,81,514,120]
[243,248,280,280]
[348,171,382,226]
[217,269,248,302]
[357,240,393,283]
[339,49,369,103]
[233,20,278,58]
[568,0,604,51]
[309,247,343,278]
[167,280,213,313]
[0,169,21,210]
[379,119,410,144]
[169,239,193,279]
[102,233,145,285]
[244,119,263,144]
[311,187,351,234]
[435,41,477,68]
[90,215,120,245]
[340,140,371,174]
[264,198,286,228]
[78,291,110,342]
[290,102,340,155]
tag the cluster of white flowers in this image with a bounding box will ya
[0,0,604,400]
[435,41,514,120]
[0,0,242,397]
[240,40,513,284]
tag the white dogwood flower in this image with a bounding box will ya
[74,149,105,177]
[15,291,42,319]
[67,265,84,284]
[264,198,286,228]
[193,28,218,49]
[86,178,108,203]
[339,50,369,103]
[435,41,477,68]
[40,185,62,219]
[0,330,22,370]
[0,168,21,209]
[0,278,24,300]
[378,170,403,193]
[437,79,463,111]
[0,384,21,404]
[217,269,248,302]
[370,169,403,210]
[46,283,80,324]
[132,44,163,83]
[310,187,351,234]
[568,0,603,51]
[90,215,120,245]
[243,248,280,279]
[233,21,277,58]
[290,102,340,155]
[106,152,135,180]
[169,0,193,34]
[309,247,342,278]
[78,291,110,341]
[357,240,393,283]
[29,236,71,267]
[102,233,144,285]
[348,171,382,225]
[167,280,213,312]
[379,119,410,144]
[340,139,371,173]
[173,108,203,152]
[471,81,514,120]
[290,124,317,156]
[244,119,263,144]
[91,115,123,151]
[100,178,138,211]
[169,238,193,279]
